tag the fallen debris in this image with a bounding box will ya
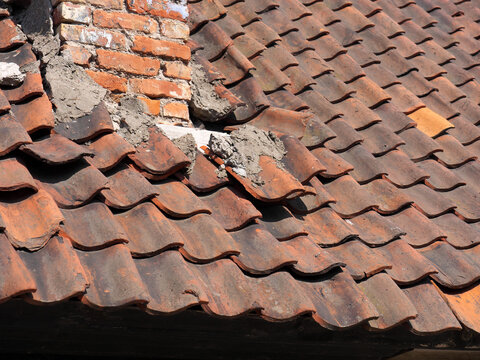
[172,133,197,174]
[0,62,25,86]
[208,125,286,185]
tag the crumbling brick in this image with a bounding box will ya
[53,2,91,25]
[58,23,126,49]
[127,0,189,21]
[61,44,92,66]
[130,78,191,100]
[160,19,189,40]
[93,9,158,33]
[163,101,189,120]
[86,70,127,92]
[163,61,191,80]
[138,96,161,115]
[96,49,160,76]
[132,35,191,62]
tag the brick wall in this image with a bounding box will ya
[52,0,191,124]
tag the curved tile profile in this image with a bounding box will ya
[175,213,240,262]
[54,102,114,142]
[284,236,345,275]
[199,186,261,231]
[403,281,462,335]
[408,107,454,138]
[300,271,379,330]
[0,157,37,191]
[286,176,336,214]
[32,160,109,209]
[0,113,32,156]
[129,128,191,176]
[431,214,480,249]
[397,127,442,161]
[196,258,260,317]
[10,94,55,133]
[101,164,158,210]
[85,132,135,172]
[0,233,36,302]
[359,122,405,156]
[116,202,185,257]
[400,184,456,218]
[179,151,229,192]
[3,72,44,103]
[358,273,418,331]
[0,189,63,251]
[303,207,358,246]
[19,235,88,303]
[436,135,478,168]
[419,160,465,192]
[377,240,438,285]
[76,244,150,308]
[379,150,429,188]
[442,185,480,222]
[62,202,128,250]
[152,179,211,218]
[254,272,316,321]
[390,207,446,248]
[325,175,379,217]
[310,147,354,178]
[337,144,386,184]
[20,134,94,165]
[326,240,391,280]
[364,179,413,214]
[441,283,480,333]
[419,241,480,289]
[231,224,297,275]
[135,250,209,314]
[349,211,405,246]
[257,205,307,240]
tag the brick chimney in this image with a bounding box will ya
[52,0,191,124]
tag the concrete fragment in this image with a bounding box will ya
[189,56,236,122]
[208,125,286,185]
[172,133,196,174]
[0,62,25,86]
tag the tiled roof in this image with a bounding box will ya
[1,0,480,338]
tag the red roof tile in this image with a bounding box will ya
[1,0,480,342]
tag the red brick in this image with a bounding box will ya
[88,0,123,9]
[129,78,191,100]
[53,3,91,26]
[86,70,127,93]
[163,102,189,120]
[127,0,189,22]
[160,19,189,40]
[163,61,191,80]
[138,96,161,115]
[93,10,158,33]
[61,44,92,66]
[96,49,160,76]
[132,35,191,61]
[58,24,126,49]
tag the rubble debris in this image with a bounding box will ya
[172,133,197,174]
[0,62,25,86]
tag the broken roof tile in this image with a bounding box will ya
[179,151,229,192]
[2,72,43,103]
[0,113,32,156]
[0,189,63,251]
[0,18,25,50]
[20,134,94,165]
[61,201,128,250]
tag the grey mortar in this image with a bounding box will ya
[208,125,286,186]
[172,133,197,174]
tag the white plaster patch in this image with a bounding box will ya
[157,124,228,151]
[0,62,25,86]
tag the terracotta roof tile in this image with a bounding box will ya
[0,157,37,192]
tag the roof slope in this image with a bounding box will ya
[1,0,480,338]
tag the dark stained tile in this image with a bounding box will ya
[327,21,362,48]
[179,151,229,192]
[251,56,291,93]
[152,179,211,218]
[325,175,379,217]
[358,273,418,330]
[76,244,149,308]
[175,213,240,262]
[362,63,400,89]
[390,207,445,248]
[267,89,310,111]
[230,76,270,122]
[19,235,88,303]
[418,160,465,191]
[400,71,436,98]
[0,113,32,156]
[385,84,425,115]
[431,213,480,249]
[452,160,480,194]
[85,132,135,172]
[191,22,232,60]
[294,16,329,41]
[299,271,379,330]
[230,224,297,274]
[215,13,245,39]
[374,103,416,134]
[0,189,63,251]
[297,90,343,123]
[135,250,208,314]
[101,164,158,210]
[129,128,190,177]
[20,134,94,165]
[116,202,184,257]
[403,281,462,335]
[379,150,429,188]
[312,75,354,103]
[435,134,478,168]
[326,240,391,280]
[310,147,353,178]
[0,18,25,50]
[0,233,36,302]
[283,236,345,275]
[448,116,480,146]
[442,185,480,222]
[244,20,281,47]
[32,160,109,209]
[419,241,480,289]
[302,207,358,246]
[61,201,128,250]
[377,240,437,285]
[360,123,406,155]
[397,127,443,161]
[431,76,467,103]
[0,89,10,113]
[0,157,36,191]
[364,179,413,214]
[0,43,36,68]
[283,63,316,94]
[199,186,260,231]
[337,97,381,130]
[212,46,255,85]
[310,34,347,61]
[301,116,338,148]
[324,118,363,153]
[401,183,456,217]
[349,210,405,246]
[257,205,307,240]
